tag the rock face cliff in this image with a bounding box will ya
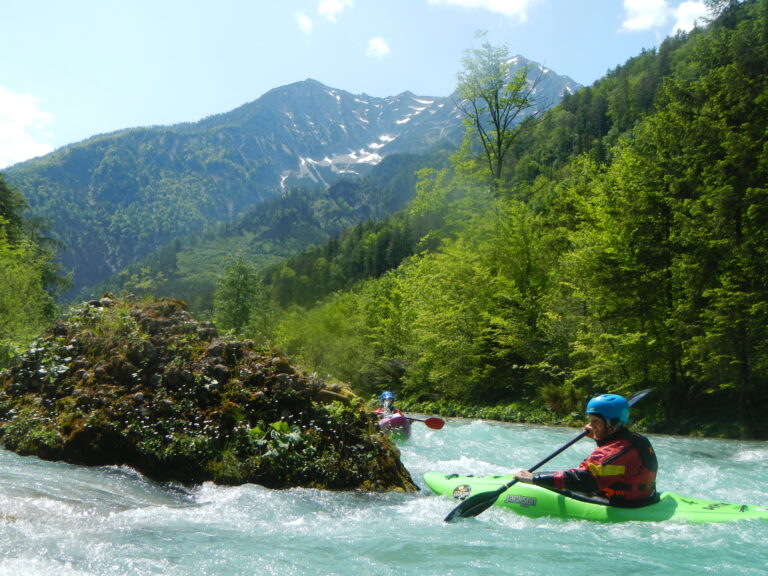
[0,296,416,491]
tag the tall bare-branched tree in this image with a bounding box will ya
[456,35,542,193]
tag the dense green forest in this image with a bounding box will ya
[222,0,767,437]
[2,0,766,438]
[0,174,67,364]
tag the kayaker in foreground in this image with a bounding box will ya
[514,393,659,507]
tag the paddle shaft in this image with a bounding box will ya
[521,429,589,476]
[492,429,589,493]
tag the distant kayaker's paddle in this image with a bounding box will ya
[407,416,445,430]
[443,388,653,522]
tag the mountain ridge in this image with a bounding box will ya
[4,55,581,296]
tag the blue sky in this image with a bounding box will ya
[1,0,710,169]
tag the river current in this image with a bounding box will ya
[1,418,766,575]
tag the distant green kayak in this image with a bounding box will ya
[424,473,768,523]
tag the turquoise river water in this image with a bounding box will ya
[1,418,766,575]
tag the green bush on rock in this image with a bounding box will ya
[0,296,416,492]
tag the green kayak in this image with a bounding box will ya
[423,472,768,523]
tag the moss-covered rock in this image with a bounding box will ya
[0,296,417,491]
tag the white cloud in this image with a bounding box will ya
[620,0,708,34]
[427,0,531,21]
[367,37,391,59]
[621,0,671,32]
[672,1,708,33]
[0,86,54,169]
[296,11,314,34]
[318,0,353,23]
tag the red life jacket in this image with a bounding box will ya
[547,430,658,505]
[578,430,658,504]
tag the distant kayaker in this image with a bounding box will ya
[375,391,400,417]
[514,393,659,507]
[373,391,413,438]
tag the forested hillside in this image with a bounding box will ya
[2,84,456,296]
[238,0,767,438]
[97,152,440,310]
[3,60,576,300]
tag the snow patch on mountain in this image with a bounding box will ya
[262,58,580,189]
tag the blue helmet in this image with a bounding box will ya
[380,391,395,401]
[586,394,629,429]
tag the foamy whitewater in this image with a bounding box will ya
[1,419,766,575]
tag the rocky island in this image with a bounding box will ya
[0,296,417,492]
